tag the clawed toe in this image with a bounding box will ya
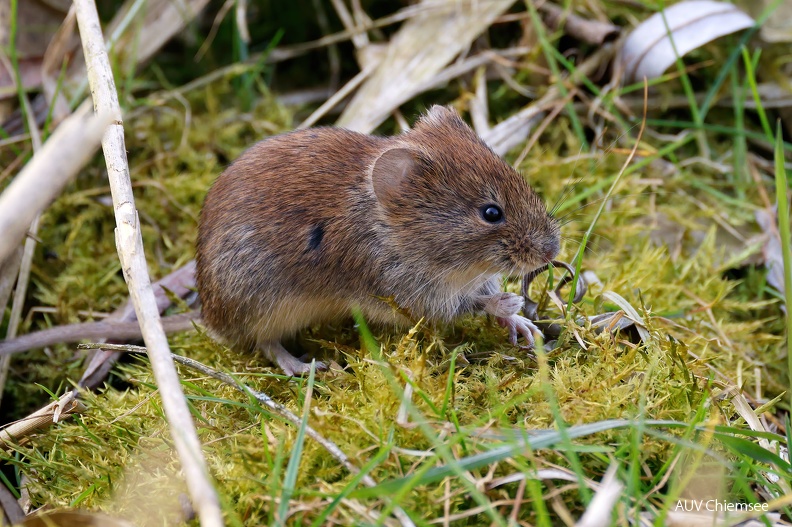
[497,314,541,349]
[507,323,519,346]
[279,359,327,377]
[262,341,328,376]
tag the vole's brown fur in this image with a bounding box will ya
[196,106,560,375]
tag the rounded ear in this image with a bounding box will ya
[415,105,468,133]
[371,148,418,207]
[425,105,458,123]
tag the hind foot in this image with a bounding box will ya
[261,341,327,376]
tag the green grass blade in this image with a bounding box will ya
[730,63,748,197]
[743,47,774,143]
[699,0,782,119]
[775,121,792,414]
[714,433,792,473]
[352,311,508,527]
[310,443,392,527]
[535,340,592,504]
[525,0,588,150]
[350,419,686,499]
[439,347,459,418]
[275,361,317,527]
[567,85,647,307]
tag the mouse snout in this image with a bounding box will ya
[542,235,560,263]
[509,230,559,273]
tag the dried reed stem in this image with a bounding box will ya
[73,1,223,525]
[0,104,110,265]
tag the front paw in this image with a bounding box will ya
[481,292,524,318]
[497,314,541,348]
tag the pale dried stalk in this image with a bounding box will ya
[108,0,211,68]
[0,391,85,451]
[73,1,223,526]
[481,44,615,156]
[330,0,369,49]
[574,464,623,527]
[41,5,76,127]
[0,247,23,418]
[0,251,23,330]
[297,65,375,129]
[0,93,45,408]
[337,0,516,133]
[0,104,110,265]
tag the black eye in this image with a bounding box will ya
[480,204,503,223]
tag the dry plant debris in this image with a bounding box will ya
[620,0,755,83]
[0,0,791,525]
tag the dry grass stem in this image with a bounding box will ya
[0,93,46,407]
[0,391,85,451]
[73,1,223,525]
[0,312,198,358]
[574,464,624,527]
[106,0,211,74]
[0,262,196,390]
[0,104,111,265]
[297,64,375,129]
[337,0,516,133]
[483,44,615,155]
[40,6,77,127]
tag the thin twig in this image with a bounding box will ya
[0,312,198,357]
[73,1,223,525]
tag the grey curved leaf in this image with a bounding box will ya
[621,0,755,83]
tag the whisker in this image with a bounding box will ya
[550,174,588,217]
[561,237,605,257]
[555,189,664,224]
[549,123,644,217]
[548,143,587,216]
